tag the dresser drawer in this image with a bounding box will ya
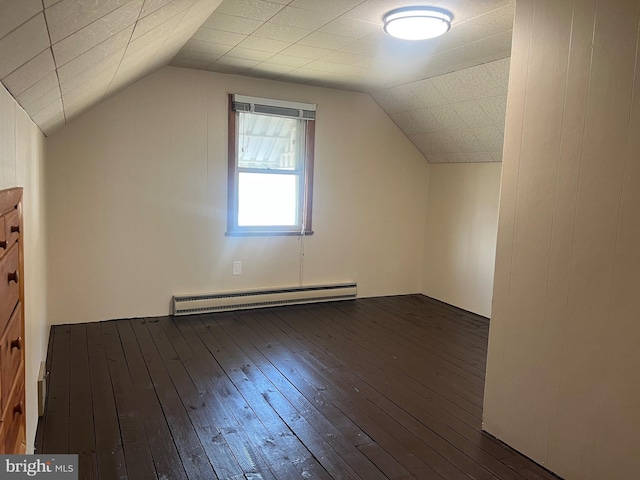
[1,370,25,454]
[1,306,23,413]
[2,209,19,251]
[0,244,19,333]
[0,215,5,259]
[0,188,24,455]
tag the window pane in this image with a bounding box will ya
[238,173,299,226]
[238,112,300,170]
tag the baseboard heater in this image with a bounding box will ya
[172,283,357,316]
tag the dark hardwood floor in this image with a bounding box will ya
[35,295,560,480]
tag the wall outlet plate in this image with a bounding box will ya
[232,261,242,275]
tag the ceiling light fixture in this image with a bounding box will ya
[383,6,453,40]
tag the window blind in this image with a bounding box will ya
[232,94,316,120]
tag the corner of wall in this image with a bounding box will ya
[421,162,502,317]
[1,81,50,453]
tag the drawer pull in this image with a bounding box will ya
[10,337,21,350]
[13,402,23,416]
[8,271,18,284]
[10,225,19,234]
[0,240,6,249]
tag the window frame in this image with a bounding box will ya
[227,94,315,236]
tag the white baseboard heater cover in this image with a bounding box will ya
[172,283,357,316]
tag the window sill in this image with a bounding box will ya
[225,230,314,237]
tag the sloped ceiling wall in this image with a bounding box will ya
[0,0,513,162]
[172,0,514,91]
[372,58,509,163]
[0,0,222,135]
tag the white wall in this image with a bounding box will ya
[0,83,47,453]
[484,1,640,479]
[422,163,501,317]
[45,66,430,324]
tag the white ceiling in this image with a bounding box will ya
[0,0,514,162]
[176,0,514,91]
[373,57,509,163]
[0,0,224,135]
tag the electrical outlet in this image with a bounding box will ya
[232,261,242,275]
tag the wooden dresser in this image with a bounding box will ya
[0,188,26,454]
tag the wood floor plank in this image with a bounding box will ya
[86,322,127,480]
[501,455,562,480]
[332,301,487,388]
[34,324,55,453]
[249,324,481,479]
[144,317,246,480]
[272,304,483,428]
[115,320,188,480]
[312,303,486,407]
[170,318,296,480]
[357,443,415,480]
[312,306,484,416]
[260,305,529,471]
[68,325,98,479]
[41,325,70,453]
[226,311,375,447]
[350,299,488,373]
[188,315,333,480]
[129,319,216,480]
[36,296,562,480]
[205,314,381,480]
[298,350,523,480]
[157,316,290,480]
[308,303,524,462]
[338,300,488,377]
[328,304,515,461]
[239,310,448,480]
[190,314,363,480]
[101,321,157,480]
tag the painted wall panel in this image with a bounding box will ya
[591,24,640,475]
[482,0,533,433]
[549,3,638,476]
[484,1,640,478]
[0,86,16,187]
[0,84,48,453]
[497,0,573,455]
[421,162,501,318]
[45,66,430,324]
[531,0,596,461]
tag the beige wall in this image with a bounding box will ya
[484,1,640,479]
[0,84,48,453]
[45,66,430,324]
[422,163,501,317]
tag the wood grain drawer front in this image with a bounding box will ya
[1,371,25,454]
[2,209,19,251]
[3,210,19,245]
[1,306,23,413]
[0,216,5,258]
[0,244,19,333]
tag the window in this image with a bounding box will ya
[227,94,315,236]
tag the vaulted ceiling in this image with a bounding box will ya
[0,0,224,134]
[0,0,514,162]
[176,0,514,90]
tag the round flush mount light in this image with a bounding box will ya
[383,6,453,40]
